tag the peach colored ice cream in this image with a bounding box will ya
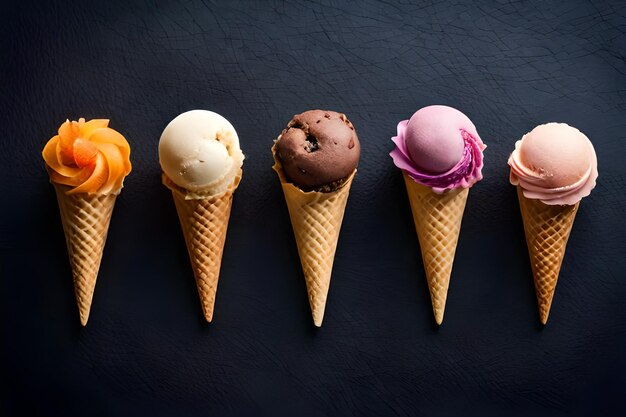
[508,123,598,205]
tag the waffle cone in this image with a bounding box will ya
[53,184,117,326]
[272,151,355,327]
[516,187,578,324]
[403,173,468,325]
[164,172,241,323]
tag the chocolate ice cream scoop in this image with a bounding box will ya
[274,110,360,190]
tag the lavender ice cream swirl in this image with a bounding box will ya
[390,105,486,194]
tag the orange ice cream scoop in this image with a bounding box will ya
[42,118,132,195]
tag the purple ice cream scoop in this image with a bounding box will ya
[390,105,486,193]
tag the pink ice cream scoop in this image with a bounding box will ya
[390,105,486,193]
[508,123,598,205]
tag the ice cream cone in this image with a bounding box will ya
[403,173,469,325]
[53,184,117,326]
[273,157,355,327]
[516,187,579,325]
[43,117,131,326]
[164,171,241,323]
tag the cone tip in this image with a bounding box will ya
[538,303,551,325]
[199,298,215,323]
[433,309,444,326]
[78,306,90,326]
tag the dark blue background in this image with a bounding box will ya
[2,0,625,416]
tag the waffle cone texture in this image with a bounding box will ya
[517,187,578,324]
[163,171,241,323]
[54,184,117,326]
[272,150,355,327]
[403,173,468,325]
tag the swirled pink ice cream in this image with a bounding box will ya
[508,123,598,206]
[390,105,486,193]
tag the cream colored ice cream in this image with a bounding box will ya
[159,110,244,196]
[159,110,243,323]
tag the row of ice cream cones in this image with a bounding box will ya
[43,108,597,327]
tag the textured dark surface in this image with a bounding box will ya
[2,0,625,416]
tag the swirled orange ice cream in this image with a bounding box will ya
[42,118,132,194]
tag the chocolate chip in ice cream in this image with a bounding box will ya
[274,110,360,191]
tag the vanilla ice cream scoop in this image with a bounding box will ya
[159,110,244,195]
